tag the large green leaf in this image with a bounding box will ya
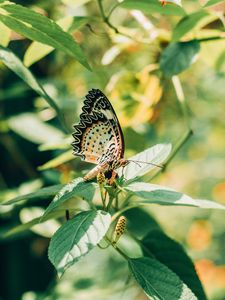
[204,0,225,7]
[160,40,200,76]
[0,21,10,46]
[2,209,62,238]
[1,184,63,205]
[0,2,90,69]
[38,150,74,170]
[121,0,186,16]
[48,210,111,275]
[24,16,89,67]
[141,230,207,300]
[0,46,65,127]
[117,144,172,182]
[8,113,64,144]
[125,182,225,209]
[172,11,208,41]
[42,178,98,219]
[128,257,197,299]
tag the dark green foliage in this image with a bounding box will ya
[142,230,207,300]
[160,40,200,76]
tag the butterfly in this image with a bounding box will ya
[72,89,128,181]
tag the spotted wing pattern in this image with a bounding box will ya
[72,89,125,166]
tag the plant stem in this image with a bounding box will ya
[96,0,152,44]
[107,2,120,19]
[197,36,225,43]
[106,193,114,211]
[105,236,129,260]
[99,184,106,210]
[163,128,193,171]
[97,0,119,33]
[115,193,119,210]
[115,245,129,259]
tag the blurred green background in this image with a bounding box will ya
[0,0,225,299]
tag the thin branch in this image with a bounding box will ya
[163,128,193,171]
[104,235,129,260]
[96,0,153,44]
[97,0,119,33]
[99,184,106,210]
[107,2,121,20]
[197,36,225,43]
[148,128,193,181]
[106,193,114,211]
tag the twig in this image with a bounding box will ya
[96,0,153,44]
[197,36,225,43]
[106,193,114,211]
[99,184,106,210]
[107,2,121,20]
[104,235,129,260]
[97,0,119,33]
[163,128,193,171]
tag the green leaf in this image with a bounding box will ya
[204,0,225,7]
[8,113,64,144]
[48,210,111,275]
[38,150,74,170]
[0,2,90,69]
[124,207,162,238]
[128,257,197,299]
[38,136,72,151]
[117,143,172,182]
[0,21,10,46]
[24,16,89,67]
[141,230,207,300]
[160,40,200,76]
[42,178,98,219]
[0,46,64,125]
[1,184,63,205]
[121,0,186,16]
[125,182,225,209]
[68,16,90,31]
[2,209,62,238]
[172,11,208,41]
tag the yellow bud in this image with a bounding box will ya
[113,216,126,245]
[97,172,105,185]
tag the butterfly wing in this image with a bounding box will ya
[72,89,125,165]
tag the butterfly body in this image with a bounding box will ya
[72,89,127,181]
[83,158,128,181]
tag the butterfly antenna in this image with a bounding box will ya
[128,159,164,169]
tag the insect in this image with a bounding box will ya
[72,89,128,181]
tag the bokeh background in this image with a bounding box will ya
[0,0,225,299]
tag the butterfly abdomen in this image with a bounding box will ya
[83,162,109,181]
